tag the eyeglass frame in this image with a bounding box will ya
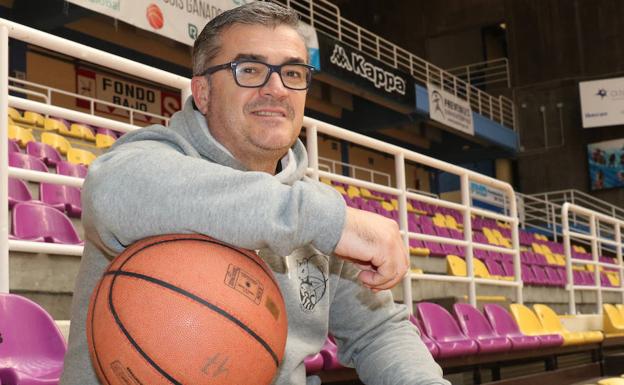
[195,60,316,91]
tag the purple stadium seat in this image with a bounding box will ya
[0,293,66,385]
[453,303,512,354]
[56,160,88,178]
[8,139,20,152]
[485,259,509,278]
[424,241,446,257]
[409,314,439,358]
[544,266,565,287]
[472,232,489,244]
[11,202,82,244]
[519,264,538,285]
[26,141,63,167]
[304,352,324,374]
[8,177,33,209]
[39,183,82,218]
[319,337,344,370]
[9,152,48,172]
[482,304,541,350]
[417,302,478,358]
[532,265,555,286]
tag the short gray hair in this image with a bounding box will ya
[192,2,301,76]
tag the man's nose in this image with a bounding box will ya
[260,71,289,98]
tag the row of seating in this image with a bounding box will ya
[9,177,82,217]
[6,144,87,177]
[9,201,83,244]
[9,133,97,167]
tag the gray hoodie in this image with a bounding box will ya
[60,97,449,385]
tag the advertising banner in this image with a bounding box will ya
[76,66,181,123]
[427,83,474,136]
[579,76,624,128]
[587,138,624,191]
[66,0,320,69]
[318,33,414,106]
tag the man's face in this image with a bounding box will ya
[195,23,308,166]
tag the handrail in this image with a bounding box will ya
[446,58,511,89]
[271,0,516,130]
[1,18,521,310]
[562,203,624,315]
[318,156,392,186]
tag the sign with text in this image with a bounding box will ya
[427,84,474,136]
[587,138,624,191]
[76,66,181,123]
[579,77,624,128]
[318,34,414,106]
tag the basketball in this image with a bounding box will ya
[86,234,288,385]
[146,4,164,30]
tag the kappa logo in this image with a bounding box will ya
[329,44,406,95]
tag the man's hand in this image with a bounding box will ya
[334,206,409,291]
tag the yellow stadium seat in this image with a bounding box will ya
[381,201,394,212]
[554,254,566,266]
[447,255,466,277]
[96,133,116,148]
[23,111,44,127]
[82,125,96,142]
[360,187,384,201]
[391,199,398,210]
[603,304,624,336]
[598,378,624,385]
[509,303,556,337]
[346,185,360,199]
[607,272,620,287]
[433,213,447,228]
[8,124,35,148]
[410,245,429,257]
[407,201,426,215]
[445,214,461,229]
[41,132,71,155]
[411,268,423,274]
[533,304,602,345]
[68,123,93,140]
[332,185,347,195]
[8,106,21,121]
[68,148,96,166]
[473,258,492,279]
[319,177,331,185]
[616,304,624,319]
[544,254,559,265]
[43,118,65,133]
[483,228,501,246]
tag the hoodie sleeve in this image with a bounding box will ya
[82,135,346,258]
[329,263,450,385]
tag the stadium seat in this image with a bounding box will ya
[616,304,624,319]
[67,148,96,166]
[359,187,384,201]
[41,132,71,155]
[416,302,478,358]
[447,255,467,276]
[532,304,603,345]
[0,293,66,385]
[26,141,63,167]
[8,178,33,209]
[409,314,439,358]
[453,303,512,354]
[7,106,21,121]
[22,111,45,126]
[8,139,20,153]
[11,201,82,244]
[95,132,116,148]
[40,182,82,218]
[9,152,48,173]
[44,117,68,133]
[56,160,88,178]
[509,304,564,347]
[8,124,35,147]
[483,304,542,350]
[603,304,624,336]
[67,123,93,140]
[304,352,324,374]
[319,337,344,370]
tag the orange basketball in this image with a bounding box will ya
[86,234,288,385]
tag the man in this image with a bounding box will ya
[60,3,449,385]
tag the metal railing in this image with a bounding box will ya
[562,203,624,314]
[272,0,516,130]
[318,156,392,186]
[446,58,511,89]
[9,76,170,126]
[1,18,522,309]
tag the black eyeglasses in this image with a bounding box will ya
[196,60,315,90]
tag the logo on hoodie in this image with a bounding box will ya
[297,254,328,313]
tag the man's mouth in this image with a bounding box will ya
[252,110,287,117]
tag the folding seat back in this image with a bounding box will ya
[23,110,45,126]
[11,201,82,244]
[447,255,467,277]
[603,304,624,335]
[76,123,96,141]
[67,147,97,166]
[41,132,71,155]
[453,303,511,353]
[9,152,48,173]
[509,304,564,347]
[8,124,35,147]
[417,302,478,358]
[473,258,492,279]
[533,304,602,344]
[616,304,624,319]
[319,336,344,370]
[8,106,21,120]
[8,177,33,209]
[26,141,63,167]
[44,117,68,133]
[56,160,88,178]
[40,182,82,218]
[0,293,66,384]
[8,139,20,153]
[96,132,116,148]
[304,352,324,374]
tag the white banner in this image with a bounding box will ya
[579,77,624,128]
[66,0,320,69]
[427,84,474,136]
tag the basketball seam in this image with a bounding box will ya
[107,269,281,367]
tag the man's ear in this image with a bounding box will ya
[191,76,210,114]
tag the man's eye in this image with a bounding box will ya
[285,70,302,78]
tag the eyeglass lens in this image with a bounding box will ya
[234,62,311,89]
